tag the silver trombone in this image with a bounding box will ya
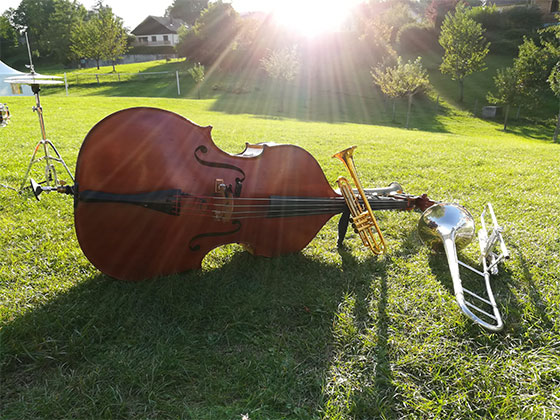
[418,202,509,331]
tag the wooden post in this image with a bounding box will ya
[64,72,68,96]
[176,70,181,96]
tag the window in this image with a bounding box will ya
[151,36,157,42]
[163,35,168,41]
[552,0,559,13]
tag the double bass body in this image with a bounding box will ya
[74,107,341,281]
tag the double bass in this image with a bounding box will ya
[62,107,432,281]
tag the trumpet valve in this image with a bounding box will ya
[352,211,373,233]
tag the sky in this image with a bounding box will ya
[0,0,288,29]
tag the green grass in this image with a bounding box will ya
[1,76,560,419]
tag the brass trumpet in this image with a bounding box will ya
[333,146,386,254]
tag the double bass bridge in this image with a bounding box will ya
[213,178,234,222]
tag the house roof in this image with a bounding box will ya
[131,16,186,36]
[483,0,534,5]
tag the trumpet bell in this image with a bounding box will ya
[418,203,475,252]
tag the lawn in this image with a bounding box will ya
[0,72,559,419]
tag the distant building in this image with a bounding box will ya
[534,0,559,13]
[483,0,558,15]
[131,16,186,47]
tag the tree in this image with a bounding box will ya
[351,2,396,66]
[486,67,520,131]
[371,56,430,129]
[176,1,239,66]
[548,63,560,142]
[513,37,555,109]
[426,0,459,31]
[70,2,128,70]
[97,4,129,71]
[260,47,299,82]
[0,11,20,60]
[70,18,104,68]
[45,0,87,63]
[11,0,86,63]
[439,3,489,102]
[540,15,560,141]
[165,0,208,26]
[260,46,300,112]
[187,62,205,98]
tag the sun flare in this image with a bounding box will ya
[270,0,358,37]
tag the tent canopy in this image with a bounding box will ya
[0,60,32,97]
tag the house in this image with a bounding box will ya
[483,0,558,14]
[131,16,186,47]
[534,0,559,13]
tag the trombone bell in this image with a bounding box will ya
[333,146,386,255]
[418,203,475,252]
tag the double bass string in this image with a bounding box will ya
[171,195,407,219]
[177,195,345,219]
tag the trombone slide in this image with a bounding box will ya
[443,234,504,332]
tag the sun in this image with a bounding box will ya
[270,0,357,38]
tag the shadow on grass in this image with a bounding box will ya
[426,249,511,331]
[320,227,428,420]
[0,243,399,419]
[44,76,200,99]
[508,244,555,333]
[426,242,555,344]
[209,80,452,132]
[504,120,557,142]
[43,68,454,133]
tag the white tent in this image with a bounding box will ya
[0,60,32,97]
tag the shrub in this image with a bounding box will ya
[504,28,532,42]
[489,38,520,55]
[486,27,540,55]
[397,23,440,53]
[468,5,502,31]
[469,5,543,38]
[502,6,543,31]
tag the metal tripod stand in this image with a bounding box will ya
[18,82,74,193]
